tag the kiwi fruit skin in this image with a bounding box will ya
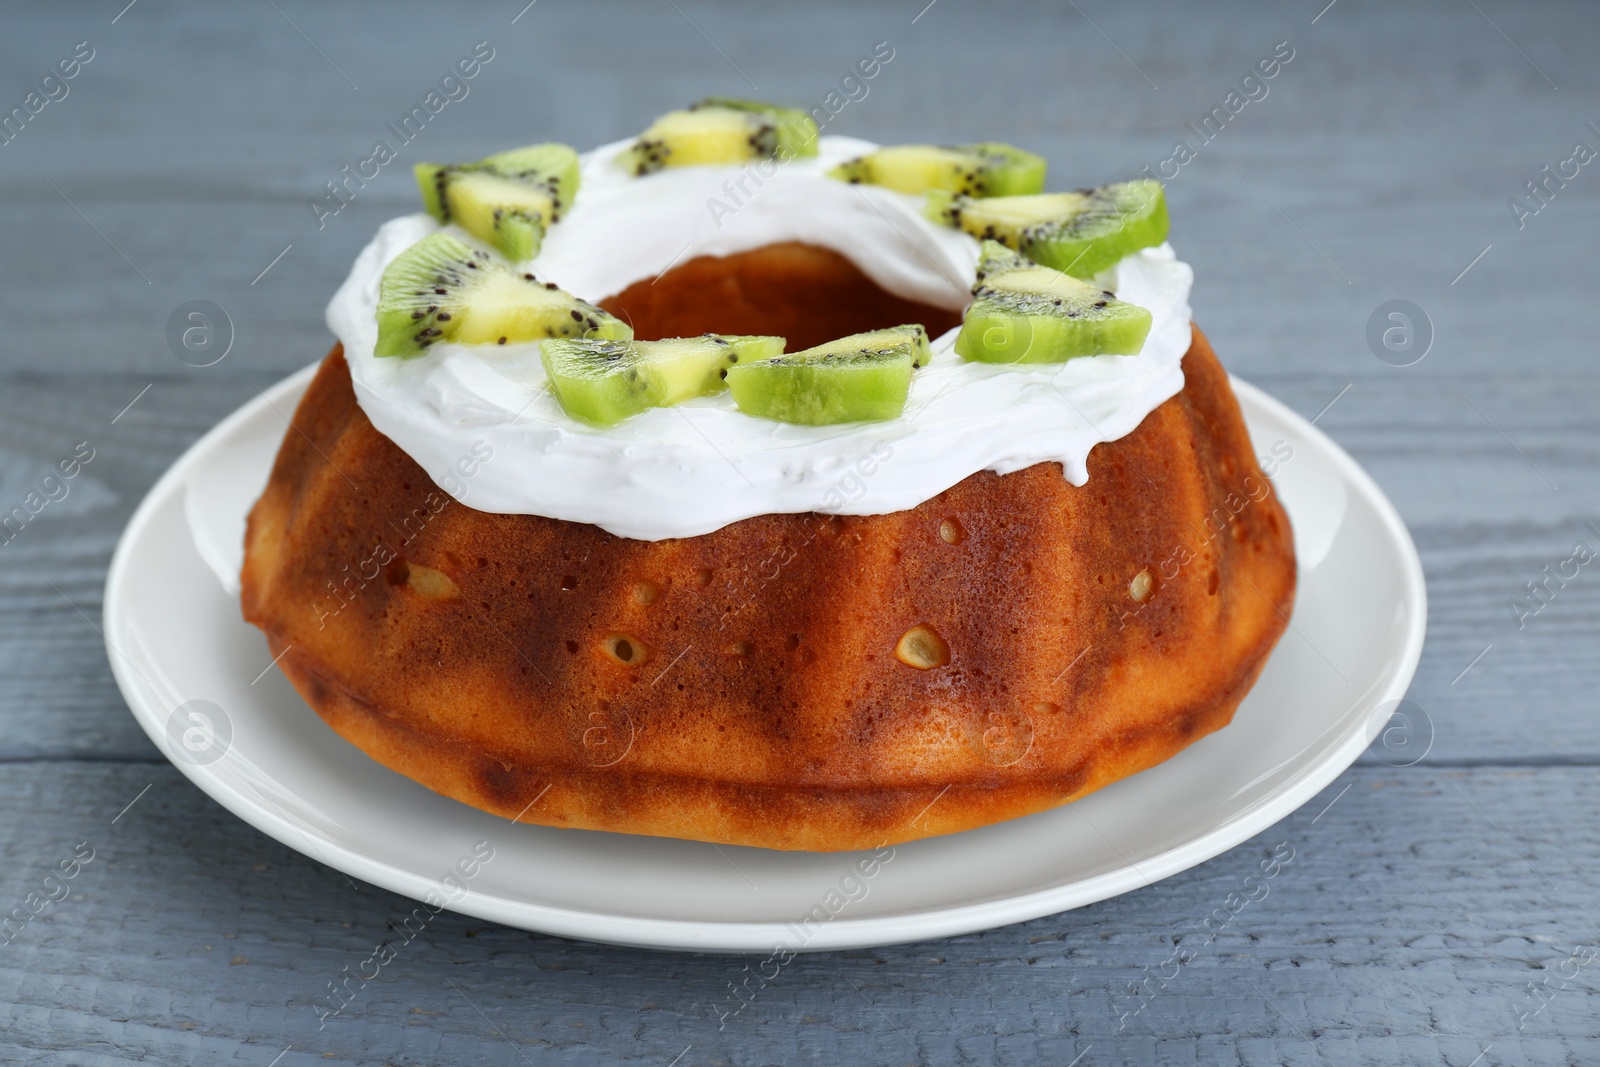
[828,142,1046,197]
[414,143,580,260]
[374,232,630,359]
[622,98,819,176]
[725,325,928,426]
[926,180,1169,278]
[542,334,786,427]
[955,241,1152,365]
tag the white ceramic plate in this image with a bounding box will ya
[104,364,1426,953]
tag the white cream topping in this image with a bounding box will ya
[327,136,1193,541]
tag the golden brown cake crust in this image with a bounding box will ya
[241,329,1295,851]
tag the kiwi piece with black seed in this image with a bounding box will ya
[622,98,818,176]
[955,241,1151,364]
[374,232,630,359]
[828,142,1046,197]
[926,179,1168,278]
[414,143,580,260]
[542,334,785,427]
[724,325,927,426]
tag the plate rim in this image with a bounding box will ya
[104,366,1427,953]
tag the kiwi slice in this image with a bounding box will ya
[828,142,1046,197]
[414,143,580,260]
[955,241,1152,364]
[375,232,630,359]
[542,334,785,427]
[622,98,819,175]
[725,325,928,426]
[926,179,1168,278]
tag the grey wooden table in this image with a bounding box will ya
[2,0,1597,1063]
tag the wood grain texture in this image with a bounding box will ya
[0,764,1595,1066]
[2,0,1598,1062]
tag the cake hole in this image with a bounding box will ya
[696,568,713,587]
[939,518,966,544]
[601,633,649,666]
[594,242,963,351]
[1129,569,1155,603]
[786,633,802,651]
[406,562,461,601]
[565,640,579,654]
[384,558,410,585]
[633,580,660,606]
[1207,569,1220,596]
[560,574,578,591]
[732,641,754,656]
[896,625,950,670]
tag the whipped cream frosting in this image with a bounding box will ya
[327,136,1193,540]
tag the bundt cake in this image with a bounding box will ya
[241,102,1296,851]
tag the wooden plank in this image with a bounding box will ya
[0,762,1594,1065]
[0,1,1593,384]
